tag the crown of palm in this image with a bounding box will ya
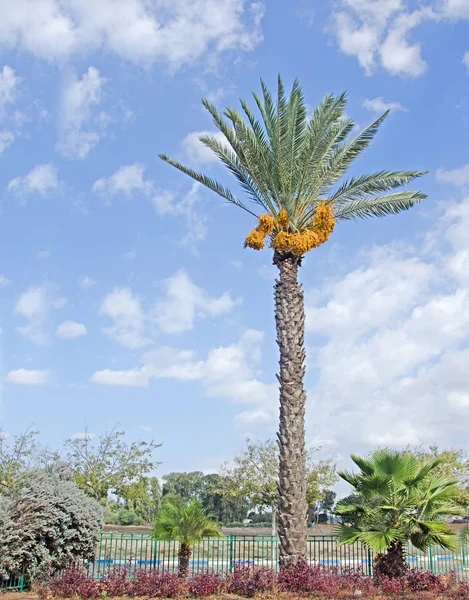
[160,76,427,256]
[335,451,465,554]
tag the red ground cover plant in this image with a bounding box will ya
[35,561,469,599]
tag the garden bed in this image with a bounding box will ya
[33,563,469,599]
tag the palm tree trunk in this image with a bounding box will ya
[373,541,407,579]
[178,542,192,578]
[274,250,308,566]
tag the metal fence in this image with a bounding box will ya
[87,532,469,579]
[0,573,25,592]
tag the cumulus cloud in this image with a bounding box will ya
[154,269,240,334]
[0,65,22,154]
[362,96,407,112]
[99,271,240,347]
[329,0,466,77]
[91,330,277,424]
[7,164,60,198]
[303,195,469,456]
[14,285,66,345]
[56,320,87,339]
[57,67,108,159]
[99,287,150,349]
[92,163,153,201]
[437,163,469,187]
[181,130,227,166]
[152,183,208,249]
[6,369,50,385]
[0,0,264,68]
[464,51,469,71]
[0,275,11,286]
[79,275,96,289]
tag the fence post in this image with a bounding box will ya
[367,548,373,577]
[228,534,234,573]
[463,536,467,569]
[429,545,434,573]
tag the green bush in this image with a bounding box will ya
[0,467,103,583]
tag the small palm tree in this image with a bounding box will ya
[335,450,465,578]
[153,498,221,577]
[160,76,427,566]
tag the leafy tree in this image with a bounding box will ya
[120,476,162,523]
[311,490,336,524]
[335,450,464,578]
[64,427,161,503]
[0,466,102,583]
[411,445,469,505]
[153,498,221,577]
[0,428,55,492]
[162,471,206,500]
[221,438,337,535]
[159,77,426,564]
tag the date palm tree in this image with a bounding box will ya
[153,498,221,577]
[335,450,464,578]
[159,76,427,566]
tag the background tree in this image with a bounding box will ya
[411,445,469,506]
[153,498,221,577]
[64,427,161,503]
[160,77,426,564]
[0,428,44,492]
[311,490,336,524]
[335,450,464,578]
[221,438,337,534]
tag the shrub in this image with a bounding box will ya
[188,572,224,597]
[0,467,103,583]
[227,566,276,597]
[278,561,374,595]
[36,565,101,599]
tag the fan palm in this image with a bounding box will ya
[153,498,221,577]
[335,450,465,577]
[159,76,427,566]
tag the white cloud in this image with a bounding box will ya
[438,0,469,19]
[56,320,87,339]
[303,195,469,457]
[7,164,60,198]
[100,287,150,349]
[91,329,277,424]
[437,163,469,187]
[0,275,11,286]
[0,65,21,154]
[14,286,49,345]
[37,249,52,260]
[0,0,264,68]
[6,369,50,385]
[329,0,468,77]
[57,67,107,159]
[154,269,240,334]
[464,51,469,71]
[152,183,208,248]
[79,275,96,289]
[92,163,153,201]
[140,425,152,432]
[181,130,227,166]
[362,96,407,112]
[14,285,66,345]
[91,369,149,387]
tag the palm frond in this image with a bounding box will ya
[334,191,427,220]
[158,154,257,217]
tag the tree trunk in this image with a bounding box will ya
[373,541,407,579]
[274,250,308,567]
[272,504,277,537]
[178,542,192,578]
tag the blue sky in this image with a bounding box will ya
[1,0,469,477]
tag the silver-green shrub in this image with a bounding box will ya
[0,467,103,582]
